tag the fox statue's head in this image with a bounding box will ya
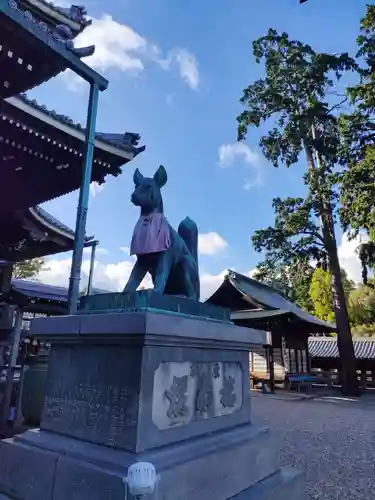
[131,165,167,215]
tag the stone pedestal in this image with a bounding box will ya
[0,296,304,500]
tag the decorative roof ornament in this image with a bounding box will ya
[8,0,95,59]
[22,1,91,30]
[58,4,91,28]
[54,23,95,57]
[96,132,146,156]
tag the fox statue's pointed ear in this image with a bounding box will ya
[133,168,143,187]
[153,165,167,188]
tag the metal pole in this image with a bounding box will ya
[86,240,98,296]
[68,83,100,314]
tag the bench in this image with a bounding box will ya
[286,373,314,392]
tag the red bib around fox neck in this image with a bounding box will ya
[130,213,171,255]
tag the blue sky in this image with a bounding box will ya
[32,0,370,297]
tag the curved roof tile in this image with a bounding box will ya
[16,93,145,155]
[309,338,375,360]
[31,205,92,241]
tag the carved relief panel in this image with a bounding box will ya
[152,362,243,430]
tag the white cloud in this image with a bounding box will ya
[78,14,154,73]
[90,182,105,198]
[200,269,230,300]
[82,246,109,255]
[54,0,71,6]
[198,232,228,256]
[64,14,199,90]
[159,48,199,90]
[219,143,261,168]
[247,268,257,279]
[38,256,152,292]
[218,142,263,188]
[120,246,131,255]
[37,256,230,300]
[338,231,369,284]
[38,258,73,288]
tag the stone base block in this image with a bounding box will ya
[0,423,303,500]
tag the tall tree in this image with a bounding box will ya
[12,259,45,280]
[237,30,359,394]
[339,6,375,284]
[252,258,314,312]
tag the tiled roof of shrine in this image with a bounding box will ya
[309,337,375,360]
[0,0,107,96]
[0,95,145,210]
[0,205,92,261]
[15,93,146,156]
[206,270,336,334]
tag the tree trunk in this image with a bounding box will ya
[320,214,359,396]
[304,137,359,396]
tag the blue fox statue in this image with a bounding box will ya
[122,165,200,301]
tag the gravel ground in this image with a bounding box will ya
[251,393,375,500]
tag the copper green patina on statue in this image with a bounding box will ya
[79,289,230,321]
[78,166,231,320]
[123,165,200,301]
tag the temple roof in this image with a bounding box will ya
[0,0,106,96]
[206,270,335,334]
[0,204,93,261]
[5,280,109,314]
[0,94,145,210]
[309,337,375,360]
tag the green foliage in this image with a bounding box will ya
[237,29,355,268]
[251,195,323,313]
[252,259,314,312]
[357,241,375,285]
[339,6,375,282]
[348,284,375,326]
[252,196,326,264]
[237,29,356,182]
[341,268,356,299]
[12,259,45,280]
[351,323,375,337]
[309,266,335,322]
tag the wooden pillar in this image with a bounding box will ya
[295,349,300,373]
[269,346,275,393]
[306,346,311,373]
[249,351,254,389]
[360,370,367,391]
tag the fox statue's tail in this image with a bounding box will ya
[178,217,198,264]
[178,217,200,301]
